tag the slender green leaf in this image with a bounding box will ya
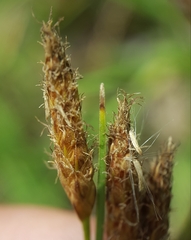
[96,83,107,240]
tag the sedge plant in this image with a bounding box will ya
[38,14,178,240]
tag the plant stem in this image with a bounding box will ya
[96,83,107,240]
[82,217,90,240]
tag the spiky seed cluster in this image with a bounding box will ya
[106,92,177,240]
[40,19,95,221]
[106,93,143,240]
[140,137,178,240]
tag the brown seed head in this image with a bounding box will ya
[140,137,178,240]
[106,92,143,240]
[40,18,95,221]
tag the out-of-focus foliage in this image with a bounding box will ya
[0,0,190,239]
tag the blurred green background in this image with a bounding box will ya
[0,0,190,239]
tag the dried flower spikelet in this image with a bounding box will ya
[106,92,144,240]
[40,18,96,221]
[140,137,178,240]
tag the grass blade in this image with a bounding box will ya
[96,83,107,240]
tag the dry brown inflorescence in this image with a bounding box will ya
[106,93,178,240]
[40,18,96,221]
[39,16,178,240]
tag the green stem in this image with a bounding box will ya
[96,83,107,240]
[82,217,90,240]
